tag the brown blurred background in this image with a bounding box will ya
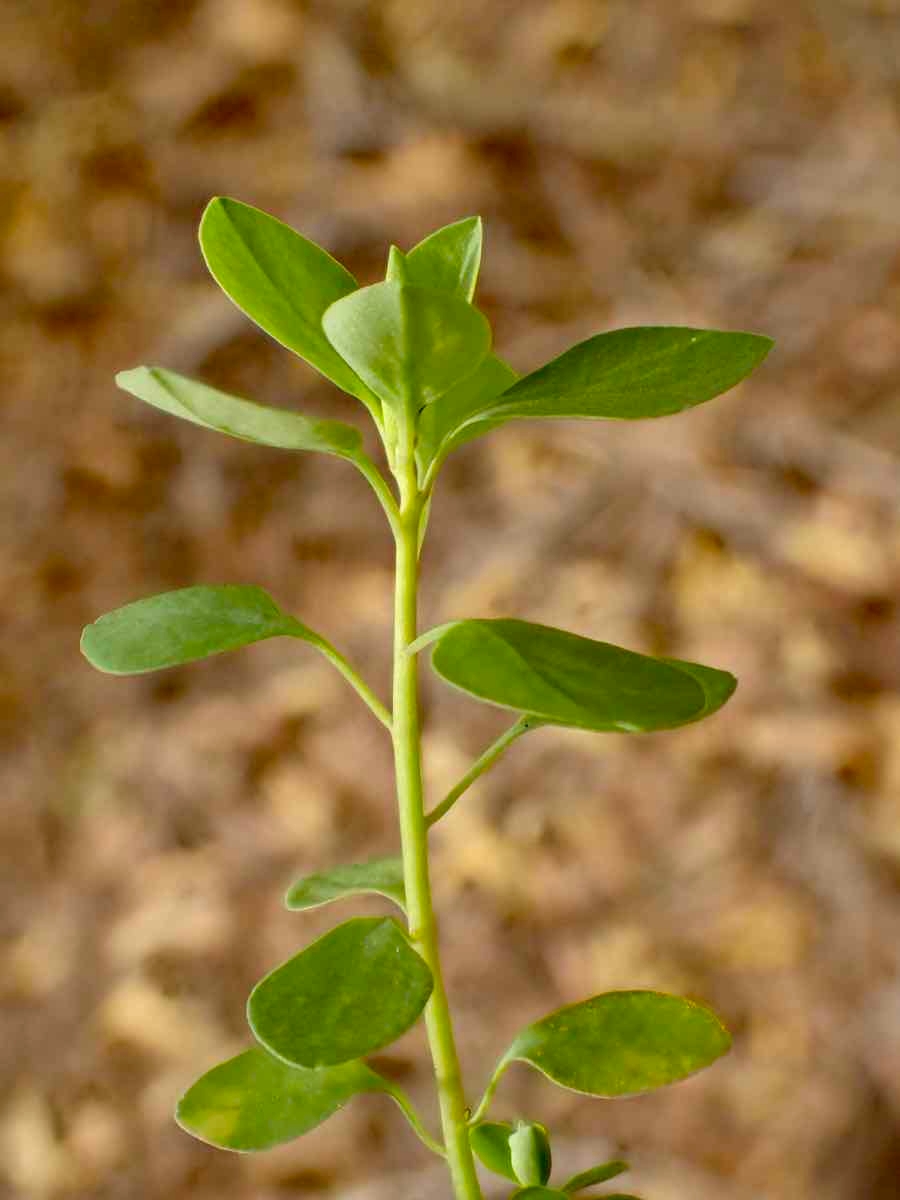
[3,2,900,1198]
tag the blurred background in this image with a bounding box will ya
[2,2,900,1198]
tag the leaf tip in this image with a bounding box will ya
[200,194,229,221]
[198,195,225,234]
[198,195,239,255]
[114,365,149,393]
[79,621,114,675]
[749,331,776,360]
[78,623,94,663]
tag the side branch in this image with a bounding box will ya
[425,716,537,829]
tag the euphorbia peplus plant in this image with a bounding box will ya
[81,199,772,1200]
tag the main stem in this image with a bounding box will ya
[392,461,483,1200]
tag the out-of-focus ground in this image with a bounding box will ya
[2,2,900,1198]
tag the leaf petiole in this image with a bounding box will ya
[350,450,401,534]
[304,631,393,731]
[382,1079,447,1158]
[467,1055,513,1126]
[425,716,537,828]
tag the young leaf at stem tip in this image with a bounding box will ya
[509,1121,553,1187]
[285,858,406,914]
[322,281,491,419]
[395,216,483,301]
[116,366,363,458]
[248,917,433,1068]
[416,352,519,480]
[175,1047,390,1152]
[199,197,382,419]
[421,618,736,732]
[80,585,312,675]
[501,990,731,1098]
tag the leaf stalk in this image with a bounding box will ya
[383,1080,447,1158]
[305,634,393,731]
[468,1057,513,1127]
[425,716,536,828]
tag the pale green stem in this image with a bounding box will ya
[392,449,484,1200]
[425,717,534,828]
[304,634,393,731]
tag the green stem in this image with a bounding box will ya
[425,716,534,829]
[391,459,484,1200]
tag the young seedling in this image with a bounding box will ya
[81,199,773,1199]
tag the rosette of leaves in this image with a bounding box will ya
[81,198,772,1195]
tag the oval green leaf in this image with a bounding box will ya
[562,1161,629,1193]
[401,216,483,301]
[175,1047,388,1152]
[416,353,519,476]
[509,1121,552,1187]
[199,198,380,416]
[504,990,731,1098]
[81,585,311,675]
[322,282,491,416]
[423,619,736,732]
[470,1121,518,1183]
[285,857,406,914]
[116,366,363,458]
[442,326,773,447]
[248,917,433,1068]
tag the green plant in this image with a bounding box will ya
[81,199,773,1200]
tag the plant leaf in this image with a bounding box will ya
[562,1161,629,1193]
[248,917,433,1068]
[443,327,773,447]
[322,282,491,417]
[423,619,736,732]
[116,366,363,458]
[503,990,731,1098]
[510,1189,570,1200]
[658,656,737,719]
[509,1121,552,1187]
[81,585,311,675]
[401,216,483,301]
[416,353,519,476]
[199,197,380,416]
[175,1046,388,1152]
[285,858,406,914]
[470,1121,518,1183]
[385,244,410,284]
